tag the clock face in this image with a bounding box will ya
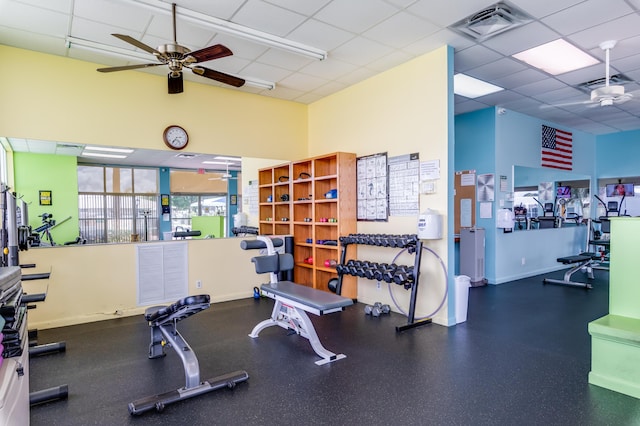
[163,126,189,150]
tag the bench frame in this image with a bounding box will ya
[246,236,352,365]
[543,254,595,289]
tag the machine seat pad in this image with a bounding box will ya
[144,294,210,324]
[556,255,591,264]
[260,281,353,312]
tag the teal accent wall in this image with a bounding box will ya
[14,152,79,244]
[596,129,640,178]
[455,107,597,284]
[159,167,171,238]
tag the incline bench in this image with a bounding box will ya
[543,253,598,289]
[128,295,248,415]
[241,236,353,365]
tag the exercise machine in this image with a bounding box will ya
[128,294,248,415]
[241,236,353,365]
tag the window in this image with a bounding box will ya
[170,194,227,234]
[78,165,159,243]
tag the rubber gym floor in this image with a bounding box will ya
[30,269,640,425]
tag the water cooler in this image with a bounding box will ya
[460,227,486,286]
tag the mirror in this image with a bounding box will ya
[512,165,590,230]
[3,137,278,245]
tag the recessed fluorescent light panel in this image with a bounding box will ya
[81,152,128,159]
[213,156,239,161]
[454,74,504,98]
[84,146,135,153]
[512,39,599,75]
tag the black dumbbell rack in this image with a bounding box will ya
[335,233,432,332]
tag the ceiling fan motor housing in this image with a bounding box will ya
[591,85,625,102]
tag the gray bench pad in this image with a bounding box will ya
[260,281,353,312]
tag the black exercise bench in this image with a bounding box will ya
[543,253,597,289]
[128,294,248,415]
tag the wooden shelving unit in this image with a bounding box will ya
[257,153,357,298]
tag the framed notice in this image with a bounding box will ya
[356,152,388,221]
[39,190,52,206]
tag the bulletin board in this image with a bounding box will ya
[454,170,476,236]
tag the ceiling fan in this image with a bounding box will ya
[544,40,638,109]
[96,3,244,93]
[208,163,238,181]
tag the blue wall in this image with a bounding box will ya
[596,129,640,178]
[456,107,597,284]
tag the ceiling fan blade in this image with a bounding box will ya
[191,66,245,87]
[111,34,163,56]
[188,44,233,63]
[168,73,184,94]
[97,63,163,73]
[540,100,595,109]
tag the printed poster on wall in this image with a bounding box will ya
[388,153,419,216]
[357,152,388,221]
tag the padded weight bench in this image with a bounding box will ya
[241,236,353,365]
[543,254,596,289]
[128,294,248,415]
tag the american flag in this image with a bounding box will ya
[541,125,572,170]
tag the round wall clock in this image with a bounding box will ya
[163,125,189,150]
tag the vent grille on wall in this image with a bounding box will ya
[449,1,533,41]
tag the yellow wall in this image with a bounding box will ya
[0,45,307,160]
[309,46,451,324]
[21,239,260,329]
[2,44,452,328]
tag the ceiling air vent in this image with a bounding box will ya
[449,2,533,42]
[575,73,634,94]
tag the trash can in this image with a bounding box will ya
[454,275,471,324]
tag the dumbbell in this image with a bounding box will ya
[392,265,414,286]
[364,302,390,317]
[363,262,380,280]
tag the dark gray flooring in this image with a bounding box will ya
[29,269,640,425]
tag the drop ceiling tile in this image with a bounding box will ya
[454,44,504,72]
[366,49,412,72]
[145,13,215,47]
[171,0,245,19]
[491,68,548,90]
[14,0,72,13]
[232,0,306,37]
[72,17,144,46]
[74,0,152,33]
[484,22,560,57]
[553,63,606,86]
[363,11,439,49]
[512,78,566,96]
[286,18,354,51]
[211,33,269,61]
[531,86,584,103]
[466,58,527,81]
[26,139,57,154]
[0,27,69,56]
[335,66,378,86]
[261,85,305,101]
[509,0,585,19]
[240,61,293,81]
[541,0,634,36]
[314,0,397,33]
[312,80,348,96]
[0,1,69,35]
[262,0,331,16]
[254,48,313,71]
[330,36,394,66]
[293,91,325,104]
[300,57,358,80]
[567,13,640,50]
[279,72,328,91]
[404,28,475,56]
